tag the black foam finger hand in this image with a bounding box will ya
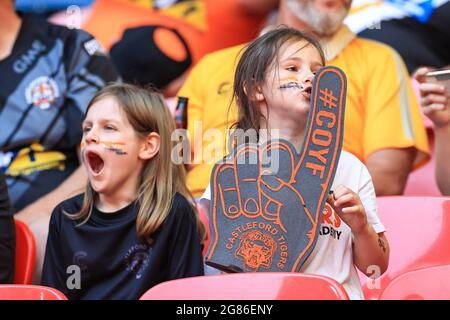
[206,66,347,273]
[206,140,316,273]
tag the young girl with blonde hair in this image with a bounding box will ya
[42,83,205,299]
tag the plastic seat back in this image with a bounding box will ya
[13,220,36,284]
[0,285,67,300]
[361,196,450,299]
[140,272,349,300]
[380,265,450,300]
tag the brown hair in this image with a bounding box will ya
[232,26,325,140]
[68,83,206,244]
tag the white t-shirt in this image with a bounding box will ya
[201,151,386,300]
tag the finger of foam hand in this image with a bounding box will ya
[260,140,295,183]
[234,145,261,215]
[216,165,240,217]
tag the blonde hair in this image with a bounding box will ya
[68,83,206,244]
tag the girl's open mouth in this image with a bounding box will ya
[86,151,104,175]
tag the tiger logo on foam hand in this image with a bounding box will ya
[235,230,277,270]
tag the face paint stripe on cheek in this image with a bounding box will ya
[279,77,303,90]
[82,140,128,156]
[106,147,127,155]
[101,141,128,155]
[279,82,302,90]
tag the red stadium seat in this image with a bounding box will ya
[139,272,349,300]
[14,220,36,285]
[361,196,450,299]
[380,265,450,300]
[0,285,67,300]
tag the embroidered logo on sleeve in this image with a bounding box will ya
[25,76,60,110]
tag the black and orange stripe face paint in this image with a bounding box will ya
[205,66,347,273]
[80,141,128,155]
[278,76,302,90]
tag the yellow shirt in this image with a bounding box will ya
[178,27,430,197]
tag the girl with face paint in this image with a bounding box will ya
[41,83,206,300]
[201,27,389,299]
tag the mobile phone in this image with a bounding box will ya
[425,68,450,96]
[175,96,188,130]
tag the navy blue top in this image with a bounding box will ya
[41,192,204,300]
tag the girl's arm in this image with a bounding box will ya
[328,186,389,276]
[353,229,389,276]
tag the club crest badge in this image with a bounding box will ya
[25,76,60,110]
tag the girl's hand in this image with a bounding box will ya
[413,67,450,128]
[327,185,369,235]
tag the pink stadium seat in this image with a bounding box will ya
[0,285,68,300]
[361,196,450,299]
[14,220,36,285]
[380,265,450,300]
[140,272,349,300]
